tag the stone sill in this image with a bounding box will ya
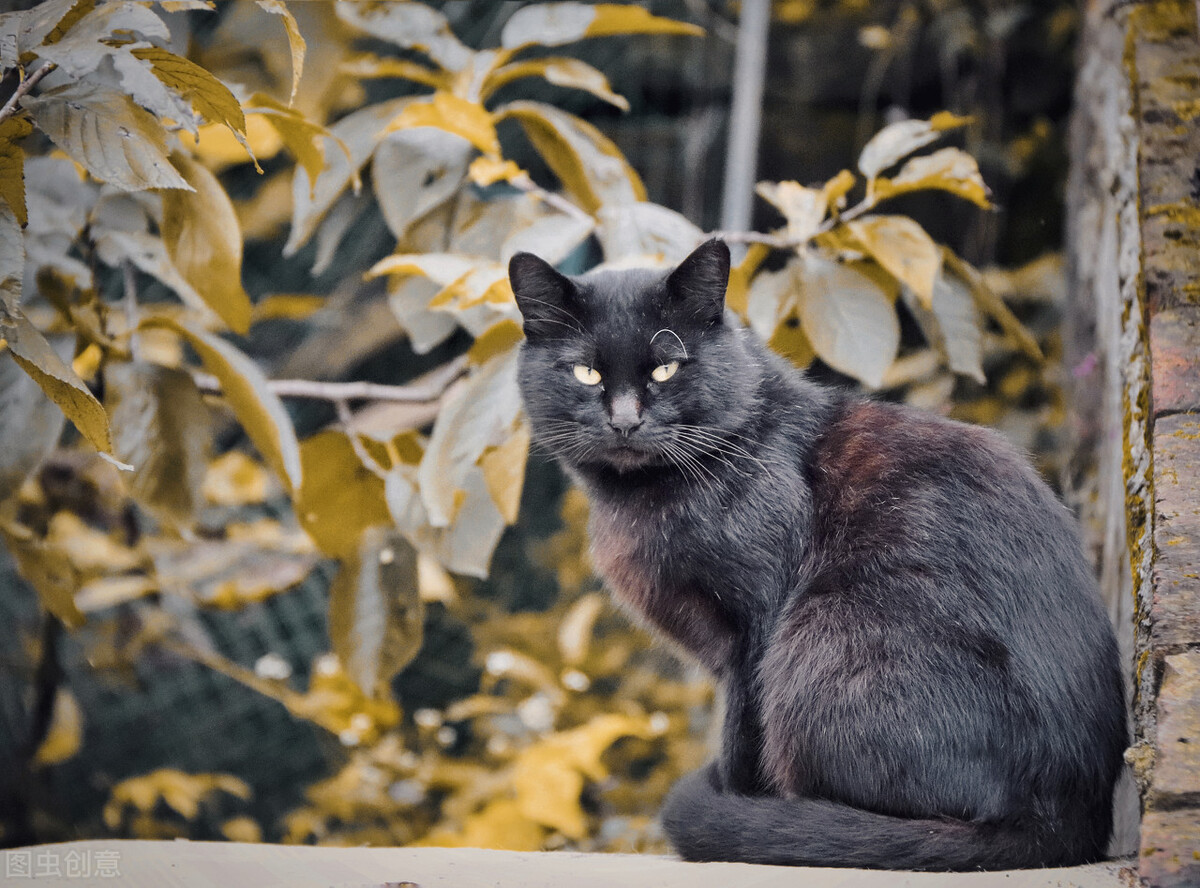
[10,841,1136,888]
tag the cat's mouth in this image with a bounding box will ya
[603,440,656,470]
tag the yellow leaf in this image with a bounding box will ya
[943,248,1043,362]
[203,451,271,506]
[220,817,262,843]
[256,0,305,105]
[384,91,499,158]
[248,93,342,199]
[340,52,448,90]
[0,117,32,226]
[725,242,769,317]
[34,689,82,766]
[484,57,629,110]
[130,47,247,140]
[193,115,283,169]
[822,168,856,210]
[0,306,111,453]
[845,215,941,308]
[755,180,827,242]
[768,317,816,370]
[296,430,391,560]
[858,113,971,180]
[140,315,303,493]
[467,319,524,366]
[930,111,974,132]
[251,293,324,323]
[500,3,703,50]
[874,147,991,209]
[494,101,645,214]
[480,416,530,524]
[105,362,210,528]
[468,156,523,187]
[45,512,141,576]
[794,252,900,388]
[557,592,604,665]
[6,534,84,627]
[328,526,423,699]
[419,798,545,851]
[512,713,654,838]
[160,152,252,334]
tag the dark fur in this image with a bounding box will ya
[508,240,1126,871]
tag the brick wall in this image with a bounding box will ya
[1068,2,1200,885]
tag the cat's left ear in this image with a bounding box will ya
[665,238,730,326]
[509,252,577,340]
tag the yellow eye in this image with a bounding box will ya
[573,365,602,386]
[651,361,679,382]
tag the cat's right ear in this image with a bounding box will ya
[509,252,577,340]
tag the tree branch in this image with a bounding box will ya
[0,63,56,128]
[192,354,469,404]
[508,171,594,227]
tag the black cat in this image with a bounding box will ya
[508,239,1126,870]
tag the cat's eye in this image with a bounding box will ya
[573,365,602,386]
[651,361,679,383]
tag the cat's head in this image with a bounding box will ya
[509,239,760,475]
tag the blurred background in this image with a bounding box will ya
[0,0,1086,853]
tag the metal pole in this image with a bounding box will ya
[720,0,770,233]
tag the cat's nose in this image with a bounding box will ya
[609,392,643,436]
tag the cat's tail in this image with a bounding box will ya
[661,767,1100,871]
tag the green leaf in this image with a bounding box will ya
[296,429,392,561]
[328,526,423,699]
[857,113,971,180]
[479,414,530,524]
[484,57,629,110]
[595,201,704,263]
[104,362,210,528]
[140,315,302,493]
[372,128,472,240]
[160,152,252,334]
[418,344,521,528]
[284,97,410,256]
[334,2,471,72]
[383,91,499,158]
[0,117,32,227]
[495,100,645,214]
[0,305,111,452]
[0,348,65,503]
[794,253,899,388]
[499,3,703,51]
[23,82,191,192]
[449,190,594,265]
[874,147,991,209]
[130,46,247,140]
[845,215,942,309]
[92,229,207,316]
[255,0,305,105]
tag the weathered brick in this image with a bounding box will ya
[1149,651,1200,805]
[1151,415,1200,648]
[1140,807,1200,888]
[1151,308,1200,415]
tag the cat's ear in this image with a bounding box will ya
[509,252,578,340]
[665,238,730,326]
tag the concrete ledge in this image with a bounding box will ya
[4,841,1136,888]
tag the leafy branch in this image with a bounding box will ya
[0,62,56,127]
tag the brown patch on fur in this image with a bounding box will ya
[590,506,737,672]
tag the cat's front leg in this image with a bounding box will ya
[717,672,767,795]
